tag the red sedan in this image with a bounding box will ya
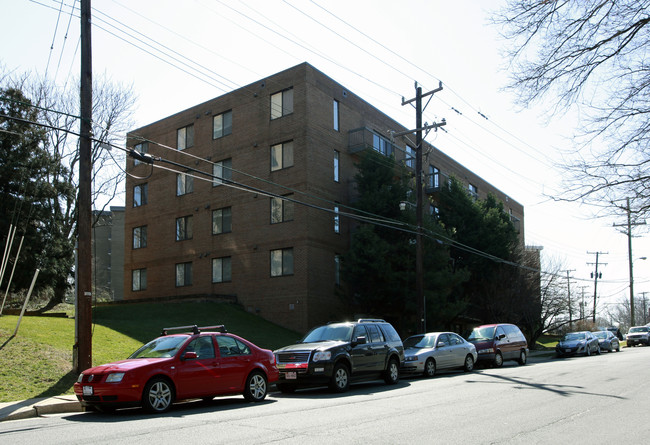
[74,325,279,413]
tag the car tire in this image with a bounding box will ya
[142,377,174,413]
[595,345,601,355]
[616,343,621,352]
[518,350,527,366]
[463,355,475,372]
[586,346,591,356]
[329,363,350,393]
[493,352,503,368]
[384,358,400,385]
[243,371,268,402]
[424,358,436,378]
[276,383,296,394]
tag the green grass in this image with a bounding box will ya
[0,302,300,403]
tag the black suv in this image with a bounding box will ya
[273,319,404,393]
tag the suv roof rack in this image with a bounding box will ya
[357,318,386,323]
[161,325,227,336]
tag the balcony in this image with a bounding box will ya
[348,127,396,157]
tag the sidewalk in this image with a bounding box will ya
[0,395,82,422]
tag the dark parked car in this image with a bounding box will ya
[74,325,278,413]
[555,331,600,357]
[593,330,620,352]
[273,319,404,393]
[466,323,528,367]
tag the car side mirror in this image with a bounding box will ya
[353,336,367,345]
[437,342,446,348]
[497,334,506,340]
[182,351,198,360]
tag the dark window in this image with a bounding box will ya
[213,110,233,139]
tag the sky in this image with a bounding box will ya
[4,0,650,325]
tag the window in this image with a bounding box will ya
[271,195,294,224]
[132,226,147,249]
[335,254,341,286]
[213,110,232,139]
[428,165,440,188]
[334,150,340,182]
[212,257,232,283]
[176,215,193,241]
[271,141,293,171]
[175,262,192,287]
[185,336,215,359]
[213,158,232,186]
[216,336,250,356]
[134,142,148,166]
[132,268,147,291]
[333,99,339,131]
[334,205,340,233]
[372,133,393,156]
[176,173,193,196]
[366,325,384,343]
[270,248,294,277]
[270,87,293,119]
[405,146,415,168]
[212,207,232,234]
[468,183,478,199]
[133,183,148,207]
[177,124,194,150]
[437,334,450,347]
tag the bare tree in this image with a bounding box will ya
[493,1,650,219]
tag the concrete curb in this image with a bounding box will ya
[0,396,82,422]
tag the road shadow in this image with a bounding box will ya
[270,379,410,400]
[466,371,626,399]
[64,396,278,423]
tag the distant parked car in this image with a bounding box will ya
[555,331,600,357]
[402,332,477,377]
[74,325,278,413]
[593,330,621,352]
[626,326,650,346]
[466,323,528,367]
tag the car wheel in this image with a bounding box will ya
[276,383,296,394]
[518,350,527,366]
[586,346,591,356]
[424,358,436,378]
[384,358,400,385]
[595,345,601,355]
[243,371,268,402]
[329,363,350,392]
[142,378,174,413]
[493,352,503,368]
[616,343,621,352]
[463,355,475,372]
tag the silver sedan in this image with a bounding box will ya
[402,332,478,377]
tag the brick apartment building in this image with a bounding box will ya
[123,63,525,333]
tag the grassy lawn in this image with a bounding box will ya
[0,301,300,403]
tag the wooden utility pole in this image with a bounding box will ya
[565,269,575,329]
[76,0,93,373]
[400,81,445,333]
[587,251,607,323]
[613,197,646,326]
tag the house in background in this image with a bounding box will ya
[123,63,525,333]
[92,206,124,302]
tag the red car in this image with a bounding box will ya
[73,325,279,413]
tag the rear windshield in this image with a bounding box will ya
[468,326,495,341]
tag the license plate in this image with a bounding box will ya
[83,386,93,396]
[286,371,297,380]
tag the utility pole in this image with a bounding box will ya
[400,81,445,333]
[587,251,607,323]
[76,0,93,373]
[613,197,646,326]
[641,292,649,324]
[565,269,575,329]
[578,285,589,320]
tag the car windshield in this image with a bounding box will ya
[629,327,649,333]
[404,335,436,349]
[301,324,353,343]
[563,332,585,341]
[129,336,189,359]
[594,332,607,339]
[468,326,495,341]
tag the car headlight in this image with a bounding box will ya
[405,355,418,362]
[312,351,331,362]
[77,373,84,383]
[478,348,494,354]
[105,372,125,383]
